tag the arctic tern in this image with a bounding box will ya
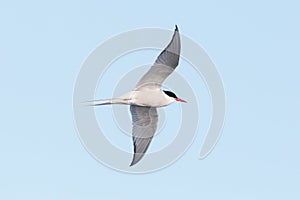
[88,25,186,166]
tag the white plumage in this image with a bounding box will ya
[88,25,186,166]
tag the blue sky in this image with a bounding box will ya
[1,0,300,199]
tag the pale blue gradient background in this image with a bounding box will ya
[1,0,300,199]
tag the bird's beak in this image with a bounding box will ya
[175,98,187,103]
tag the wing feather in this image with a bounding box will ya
[130,105,158,166]
[135,25,181,90]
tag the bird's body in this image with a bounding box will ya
[87,25,186,166]
[130,89,175,107]
[92,89,175,107]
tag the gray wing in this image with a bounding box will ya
[135,25,181,90]
[130,105,158,166]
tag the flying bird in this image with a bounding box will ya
[88,25,186,166]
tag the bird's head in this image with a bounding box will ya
[163,90,187,103]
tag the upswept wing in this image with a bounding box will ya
[135,25,181,90]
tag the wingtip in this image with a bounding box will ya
[129,153,145,167]
[129,160,137,167]
[175,25,178,31]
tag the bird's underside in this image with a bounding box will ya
[89,25,181,166]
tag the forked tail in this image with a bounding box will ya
[83,98,130,106]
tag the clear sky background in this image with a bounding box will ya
[1,0,300,199]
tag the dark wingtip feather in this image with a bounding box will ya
[175,25,178,31]
[129,156,139,167]
[129,161,135,167]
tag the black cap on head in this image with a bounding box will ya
[163,90,177,98]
